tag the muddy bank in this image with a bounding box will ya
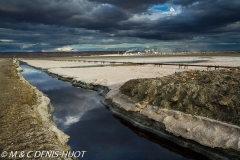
[102,97,240,160]
[45,71,110,97]
[0,59,70,159]
[109,69,240,159]
[120,69,240,126]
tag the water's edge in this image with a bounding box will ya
[17,65,72,158]
[22,61,240,160]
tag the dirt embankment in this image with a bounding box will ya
[120,69,240,126]
[0,59,70,159]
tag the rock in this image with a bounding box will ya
[170,96,179,102]
[136,101,149,109]
[219,100,229,106]
[17,67,23,72]
[135,103,141,108]
[49,126,70,145]
[231,81,238,85]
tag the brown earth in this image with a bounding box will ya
[120,68,240,126]
[0,59,69,159]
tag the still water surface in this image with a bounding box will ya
[21,63,202,160]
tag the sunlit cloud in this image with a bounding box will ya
[0,39,13,42]
[55,46,77,52]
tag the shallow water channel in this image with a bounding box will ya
[21,64,209,160]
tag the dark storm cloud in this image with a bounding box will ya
[173,0,240,32]
[1,0,240,36]
[65,4,131,30]
[115,0,240,41]
[170,0,199,6]
[0,0,240,51]
[0,0,131,31]
[88,0,168,12]
[0,0,83,25]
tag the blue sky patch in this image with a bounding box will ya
[151,4,171,12]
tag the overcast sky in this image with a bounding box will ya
[0,0,240,52]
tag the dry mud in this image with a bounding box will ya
[0,59,70,160]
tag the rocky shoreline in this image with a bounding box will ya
[22,60,240,160]
[0,59,71,159]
